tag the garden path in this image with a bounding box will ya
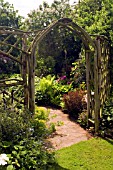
[44,107,92,150]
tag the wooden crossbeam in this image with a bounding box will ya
[0,81,24,87]
[0,78,23,83]
[0,50,23,64]
[7,38,21,54]
[3,34,13,42]
[0,41,30,55]
[2,90,24,104]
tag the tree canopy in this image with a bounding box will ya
[73,0,113,43]
[0,0,22,27]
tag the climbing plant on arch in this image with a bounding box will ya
[0,18,110,133]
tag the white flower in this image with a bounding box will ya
[0,154,9,166]
[91,91,94,95]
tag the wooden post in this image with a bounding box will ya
[22,34,28,109]
[106,46,110,98]
[97,37,101,119]
[85,50,91,125]
[11,90,14,104]
[28,47,35,114]
[3,90,6,109]
[94,39,100,134]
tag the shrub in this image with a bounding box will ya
[35,107,49,120]
[63,90,87,118]
[99,101,113,138]
[77,110,88,128]
[0,108,31,143]
[35,75,55,106]
[1,138,55,170]
[0,106,54,143]
[35,75,72,107]
[0,106,55,169]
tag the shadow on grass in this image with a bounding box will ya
[49,163,69,170]
[104,137,113,145]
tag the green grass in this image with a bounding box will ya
[52,138,113,170]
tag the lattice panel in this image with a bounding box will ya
[99,39,110,111]
[0,85,24,109]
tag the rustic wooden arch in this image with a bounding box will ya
[0,18,110,133]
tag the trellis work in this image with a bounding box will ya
[86,35,110,133]
[0,18,110,132]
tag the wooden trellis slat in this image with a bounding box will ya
[0,78,23,83]
[0,81,24,87]
[0,50,23,64]
[2,90,24,104]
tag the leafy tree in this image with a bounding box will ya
[71,0,113,83]
[0,0,22,27]
[72,0,113,41]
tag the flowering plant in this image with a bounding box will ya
[56,75,72,86]
[0,154,13,170]
[0,154,9,166]
[56,75,67,83]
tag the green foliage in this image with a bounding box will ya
[31,107,52,137]
[6,138,55,170]
[73,0,113,44]
[63,90,87,118]
[0,106,54,144]
[36,56,56,76]
[0,106,55,169]
[71,0,113,84]
[56,138,113,170]
[77,110,88,128]
[24,0,71,30]
[35,75,55,106]
[0,0,22,27]
[99,99,113,138]
[0,108,31,143]
[35,106,49,120]
[70,54,86,88]
[35,75,72,107]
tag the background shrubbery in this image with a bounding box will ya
[35,75,72,107]
[99,98,113,138]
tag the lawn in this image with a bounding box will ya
[52,138,113,170]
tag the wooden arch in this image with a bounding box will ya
[0,18,110,133]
